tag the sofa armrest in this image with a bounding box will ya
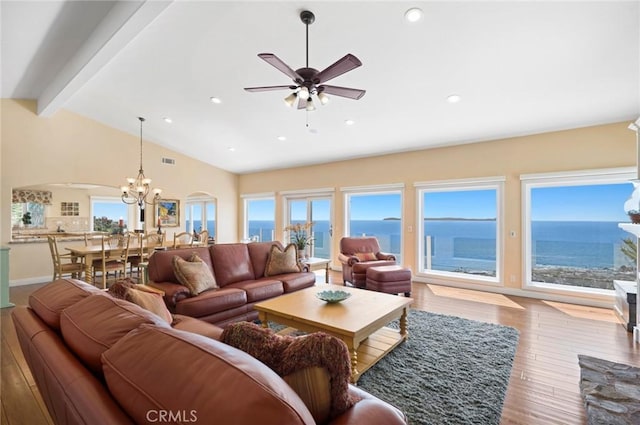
[172,315,224,341]
[298,261,310,272]
[147,281,191,309]
[376,252,396,261]
[327,386,406,425]
[338,253,359,266]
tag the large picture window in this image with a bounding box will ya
[243,195,275,242]
[522,169,635,293]
[417,177,503,282]
[91,197,129,233]
[343,185,403,262]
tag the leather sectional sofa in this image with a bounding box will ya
[11,278,407,425]
[147,241,316,327]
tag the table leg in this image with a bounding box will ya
[399,307,409,339]
[84,253,94,286]
[325,262,329,283]
[344,339,360,383]
[258,311,268,328]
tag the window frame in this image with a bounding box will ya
[415,176,505,286]
[340,183,405,262]
[242,193,276,242]
[521,167,636,296]
[185,195,217,239]
[89,196,132,232]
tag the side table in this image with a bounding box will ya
[301,257,331,283]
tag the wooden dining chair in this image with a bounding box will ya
[97,234,131,289]
[173,232,194,248]
[197,230,209,245]
[129,232,164,276]
[47,235,85,281]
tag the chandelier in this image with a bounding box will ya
[121,117,162,209]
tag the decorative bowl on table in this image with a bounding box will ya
[316,290,351,303]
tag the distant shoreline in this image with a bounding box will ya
[382,217,496,221]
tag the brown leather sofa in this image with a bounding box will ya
[147,241,316,327]
[338,237,397,288]
[12,278,407,425]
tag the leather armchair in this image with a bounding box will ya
[338,237,397,287]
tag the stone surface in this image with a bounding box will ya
[579,355,640,425]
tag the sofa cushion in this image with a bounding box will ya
[265,243,301,276]
[102,324,315,425]
[108,280,173,324]
[174,287,247,318]
[210,243,255,286]
[247,241,284,278]
[354,252,377,261]
[147,247,212,284]
[60,294,170,375]
[172,314,224,340]
[226,278,284,302]
[222,322,357,422]
[28,278,101,330]
[172,254,217,295]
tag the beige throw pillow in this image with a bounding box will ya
[172,254,217,295]
[265,243,301,276]
[125,287,173,325]
[354,252,377,261]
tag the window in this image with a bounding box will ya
[283,190,333,259]
[12,202,45,228]
[417,178,504,282]
[185,196,216,239]
[91,197,129,233]
[343,185,403,262]
[244,195,275,242]
[523,168,636,293]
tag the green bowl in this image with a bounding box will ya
[316,290,351,303]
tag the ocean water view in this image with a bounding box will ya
[246,219,634,289]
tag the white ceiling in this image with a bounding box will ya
[2,1,639,174]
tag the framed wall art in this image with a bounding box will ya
[155,199,179,227]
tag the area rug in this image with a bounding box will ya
[578,354,640,425]
[354,310,519,425]
[270,309,519,425]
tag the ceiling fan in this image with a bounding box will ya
[244,10,366,111]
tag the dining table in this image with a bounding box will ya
[65,240,206,286]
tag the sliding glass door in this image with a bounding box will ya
[286,196,332,260]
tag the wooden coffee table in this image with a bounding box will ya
[255,285,412,383]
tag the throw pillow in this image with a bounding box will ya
[172,255,217,295]
[354,252,377,261]
[222,322,358,422]
[108,281,173,325]
[264,243,301,276]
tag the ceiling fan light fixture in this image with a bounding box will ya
[283,92,298,107]
[306,97,315,111]
[317,91,330,105]
[298,86,310,99]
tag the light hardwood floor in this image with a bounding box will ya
[1,271,638,424]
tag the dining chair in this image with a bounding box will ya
[197,230,209,245]
[97,234,131,289]
[173,232,194,248]
[47,235,85,281]
[129,232,164,276]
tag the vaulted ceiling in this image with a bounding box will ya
[2,1,639,174]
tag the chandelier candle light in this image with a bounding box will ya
[121,117,162,226]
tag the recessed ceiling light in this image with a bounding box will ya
[163,117,172,123]
[344,119,355,126]
[404,8,423,23]
[277,136,287,141]
[447,94,461,104]
[210,97,222,104]
[227,147,235,152]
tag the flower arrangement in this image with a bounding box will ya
[285,222,314,250]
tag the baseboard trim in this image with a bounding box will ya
[10,276,51,287]
[412,276,614,309]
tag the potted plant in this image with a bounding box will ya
[628,210,640,224]
[21,212,32,227]
[285,222,314,259]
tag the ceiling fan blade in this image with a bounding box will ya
[319,85,366,100]
[297,97,308,110]
[315,54,362,84]
[258,53,303,82]
[244,85,296,92]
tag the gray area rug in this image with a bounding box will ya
[578,354,640,425]
[356,310,519,425]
